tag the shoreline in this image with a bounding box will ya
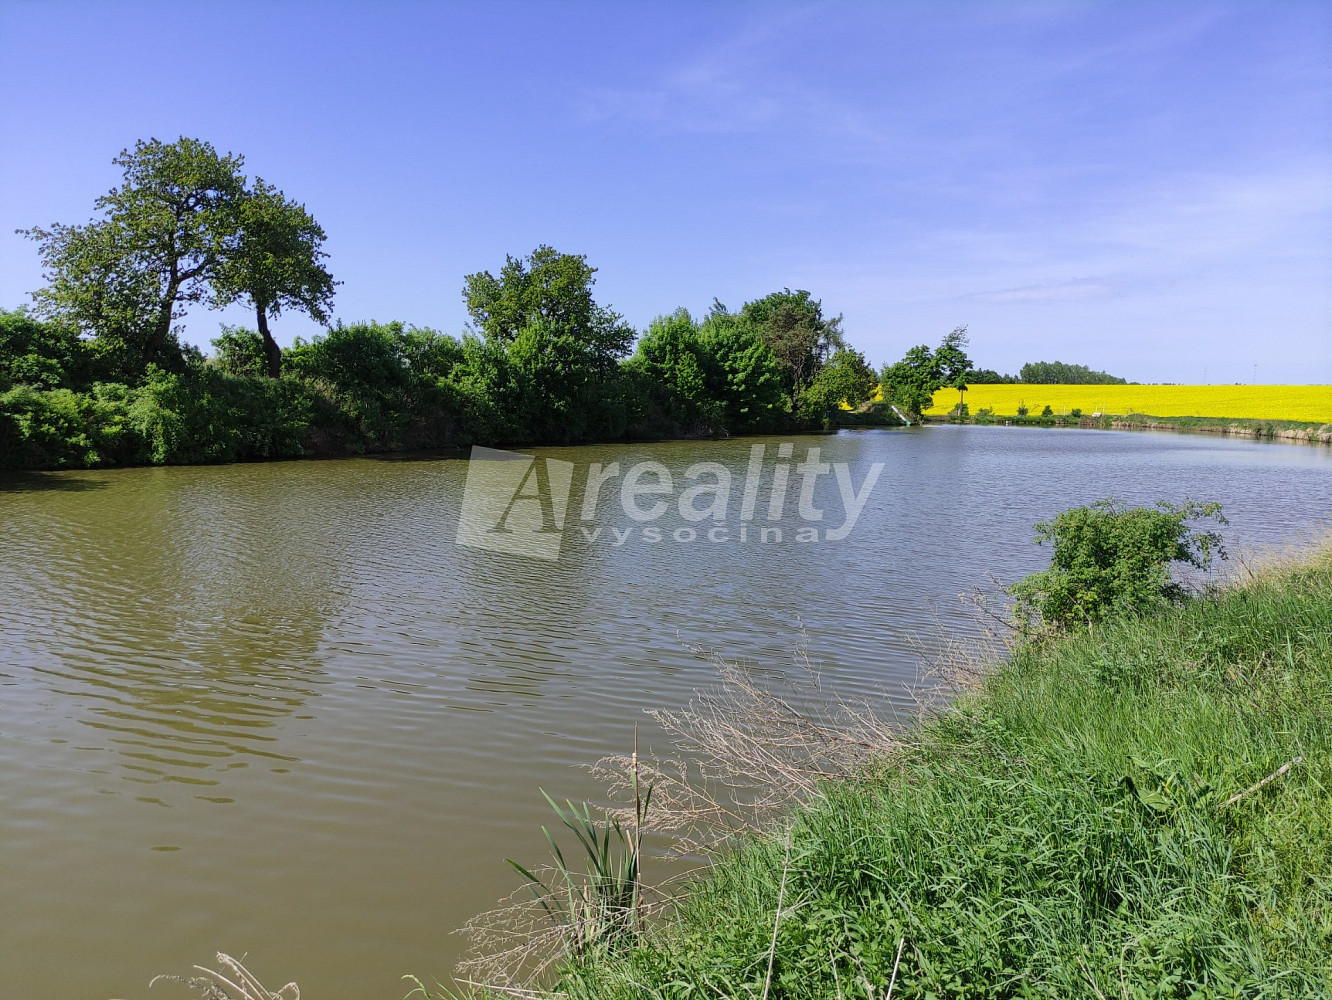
[920,411,1332,445]
[4,411,1328,477]
[504,544,1332,999]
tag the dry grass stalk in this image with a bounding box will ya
[592,627,907,856]
[905,588,1012,712]
[146,953,298,1000]
[1223,531,1332,588]
[760,831,794,1000]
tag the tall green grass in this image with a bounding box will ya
[541,553,1332,998]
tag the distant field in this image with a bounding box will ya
[925,384,1332,423]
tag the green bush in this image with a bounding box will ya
[1016,399,1028,416]
[1041,404,1054,417]
[0,383,136,468]
[1009,499,1226,629]
[127,366,311,464]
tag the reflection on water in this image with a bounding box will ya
[2,464,342,794]
[0,427,1329,999]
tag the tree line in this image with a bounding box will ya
[1,136,1129,471]
[967,360,1129,385]
[2,138,886,470]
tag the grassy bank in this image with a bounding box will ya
[926,411,1332,444]
[532,551,1332,998]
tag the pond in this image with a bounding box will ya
[2,425,1329,998]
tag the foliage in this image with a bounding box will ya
[461,246,636,444]
[1019,360,1128,384]
[626,309,722,436]
[7,135,908,470]
[286,321,418,450]
[209,178,336,376]
[21,137,247,371]
[1041,403,1054,417]
[463,245,601,346]
[879,326,974,421]
[1009,499,1227,629]
[20,137,334,382]
[738,289,844,401]
[209,325,269,377]
[797,346,877,424]
[697,303,787,434]
[964,367,1018,384]
[0,382,132,469]
[125,365,311,464]
[879,344,938,420]
[0,308,95,391]
[934,325,972,393]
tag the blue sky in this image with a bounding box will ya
[1,1,1329,383]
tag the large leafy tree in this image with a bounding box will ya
[463,246,635,442]
[698,302,786,433]
[464,245,599,345]
[739,289,845,401]
[627,308,722,435]
[211,179,336,377]
[21,137,246,370]
[880,344,939,420]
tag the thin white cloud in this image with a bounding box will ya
[970,280,1113,304]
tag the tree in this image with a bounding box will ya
[879,344,938,420]
[211,179,336,377]
[21,137,246,370]
[462,247,635,443]
[626,309,721,435]
[1019,360,1127,385]
[799,346,877,423]
[934,325,972,410]
[738,289,844,402]
[463,245,599,345]
[965,367,1017,384]
[698,302,786,433]
[879,326,974,420]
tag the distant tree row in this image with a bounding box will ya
[964,361,1128,385]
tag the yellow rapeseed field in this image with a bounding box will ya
[923,384,1332,423]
